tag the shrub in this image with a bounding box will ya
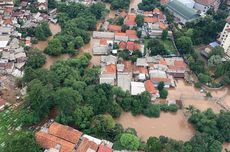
[143,104,160,117]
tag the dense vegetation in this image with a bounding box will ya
[102,0,130,10]
[138,0,160,11]
[173,3,229,87]
[44,3,107,56]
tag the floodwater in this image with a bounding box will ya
[78,38,101,66]
[116,112,195,141]
[223,143,230,152]
[168,80,224,113]
[43,54,70,69]
[129,0,142,12]
[32,23,61,51]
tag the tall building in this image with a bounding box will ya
[220,16,230,56]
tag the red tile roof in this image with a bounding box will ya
[105,64,116,73]
[35,132,75,152]
[108,24,121,32]
[174,60,186,68]
[126,30,137,36]
[115,32,127,36]
[145,80,157,94]
[159,59,167,65]
[98,144,112,152]
[122,61,133,72]
[100,39,107,46]
[159,22,167,30]
[144,17,158,23]
[127,41,135,50]
[125,14,136,26]
[3,19,12,25]
[76,138,90,152]
[144,11,153,15]
[48,122,83,144]
[119,41,127,49]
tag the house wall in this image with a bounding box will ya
[220,23,230,55]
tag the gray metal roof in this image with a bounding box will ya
[166,0,199,20]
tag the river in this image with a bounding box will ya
[116,111,195,141]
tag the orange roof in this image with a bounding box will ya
[128,35,138,40]
[122,61,133,72]
[105,64,116,73]
[159,59,167,65]
[144,17,158,23]
[100,39,107,45]
[98,144,113,152]
[115,32,127,36]
[126,30,137,36]
[48,122,83,144]
[145,80,157,94]
[127,41,135,50]
[3,19,12,25]
[159,22,167,30]
[174,60,186,68]
[119,41,127,49]
[35,132,75,152]
[108,24,121,32]
[125,14,136,26]
[77,138,90,152]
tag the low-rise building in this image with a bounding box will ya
[219,16,230,56]
[194,0,220,13]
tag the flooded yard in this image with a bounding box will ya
[168,80,224,113]
[116,111,195,141]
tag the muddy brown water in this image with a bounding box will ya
[116,111,195,141]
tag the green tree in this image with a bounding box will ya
[26,50,46,69]
[208,55,222,67]
[161,30,168,40]
[143,104,160,117]
[176,36,193,54]
[208,46,225,58]
[198,73,211,84]
[44,38,63,56]
[120,133,140,151]
[157,81,165,91]
[74,105,94,129]
[75,36,84,49]
[159,89,168,99]
[136,14,144,27]
[145,137,161,152]
[147,39,168,56]
[3,131,42,152]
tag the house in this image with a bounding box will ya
[93,39,109,55]
[144,80,159,100]
[151,77,173,88]
[100,64,116,85]
[136,58,149,67]
[133,65,149,81]
[93,31,115,39]
[37,0,48,10]
[115,32,128,42]
[125,13,136,27]
[108,24,121,32]
[166,0,199,24]
[219,16,230,56]
[126,30,139,41]
[98,144,112,152]
[101,55,117,65]
[194,0,220,13]
[117,61,132,92]
[0,35,10,48]
[131,81,146,95]
[36,122,113,152]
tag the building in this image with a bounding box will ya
[177,0,195,8]
[36,122,113,152]
[219,16,230,56]
[194,0,220,13]
[117,61,132,92]
[37,0,48,10]
[131,81,146,95]
[166,0,199,24]
[100,64,117,85]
